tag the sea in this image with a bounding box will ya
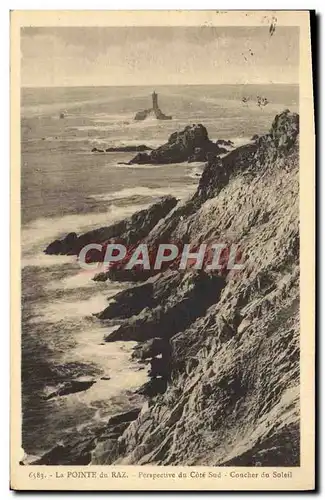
[21,84,299,460]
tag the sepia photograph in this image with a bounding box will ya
[10,10,315,491]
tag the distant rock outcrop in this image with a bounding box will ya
[44,196,177,258]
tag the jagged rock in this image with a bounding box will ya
[136,378,168,397]
[251,134,259,141]
[91,147,104,153]
[106,408,141,426]
[31,443,93,466]
[44,196,177,257]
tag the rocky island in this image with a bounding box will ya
[134,91,172,121]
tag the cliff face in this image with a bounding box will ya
[91,110,300,466]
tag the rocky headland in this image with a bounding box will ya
[41,109,300,466]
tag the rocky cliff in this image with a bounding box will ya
[91,110,300,466]
[42,110,300,466]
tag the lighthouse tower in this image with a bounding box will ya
[152,91,159,112]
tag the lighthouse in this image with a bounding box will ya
[134,91,172,121]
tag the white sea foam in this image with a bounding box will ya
[89,185,195,203]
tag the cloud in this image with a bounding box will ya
[21,26,299,87]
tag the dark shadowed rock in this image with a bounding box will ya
[131,338,169,361]
[270,109,299,151]
[31,436,95,465]
[93,271,109,282]
[149,357,170,378]
[91,147,104,153]
[194,110,299,205]
[99,271,182,319]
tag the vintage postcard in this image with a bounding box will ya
[10,10,315,491]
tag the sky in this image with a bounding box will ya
[21,26,299,87]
